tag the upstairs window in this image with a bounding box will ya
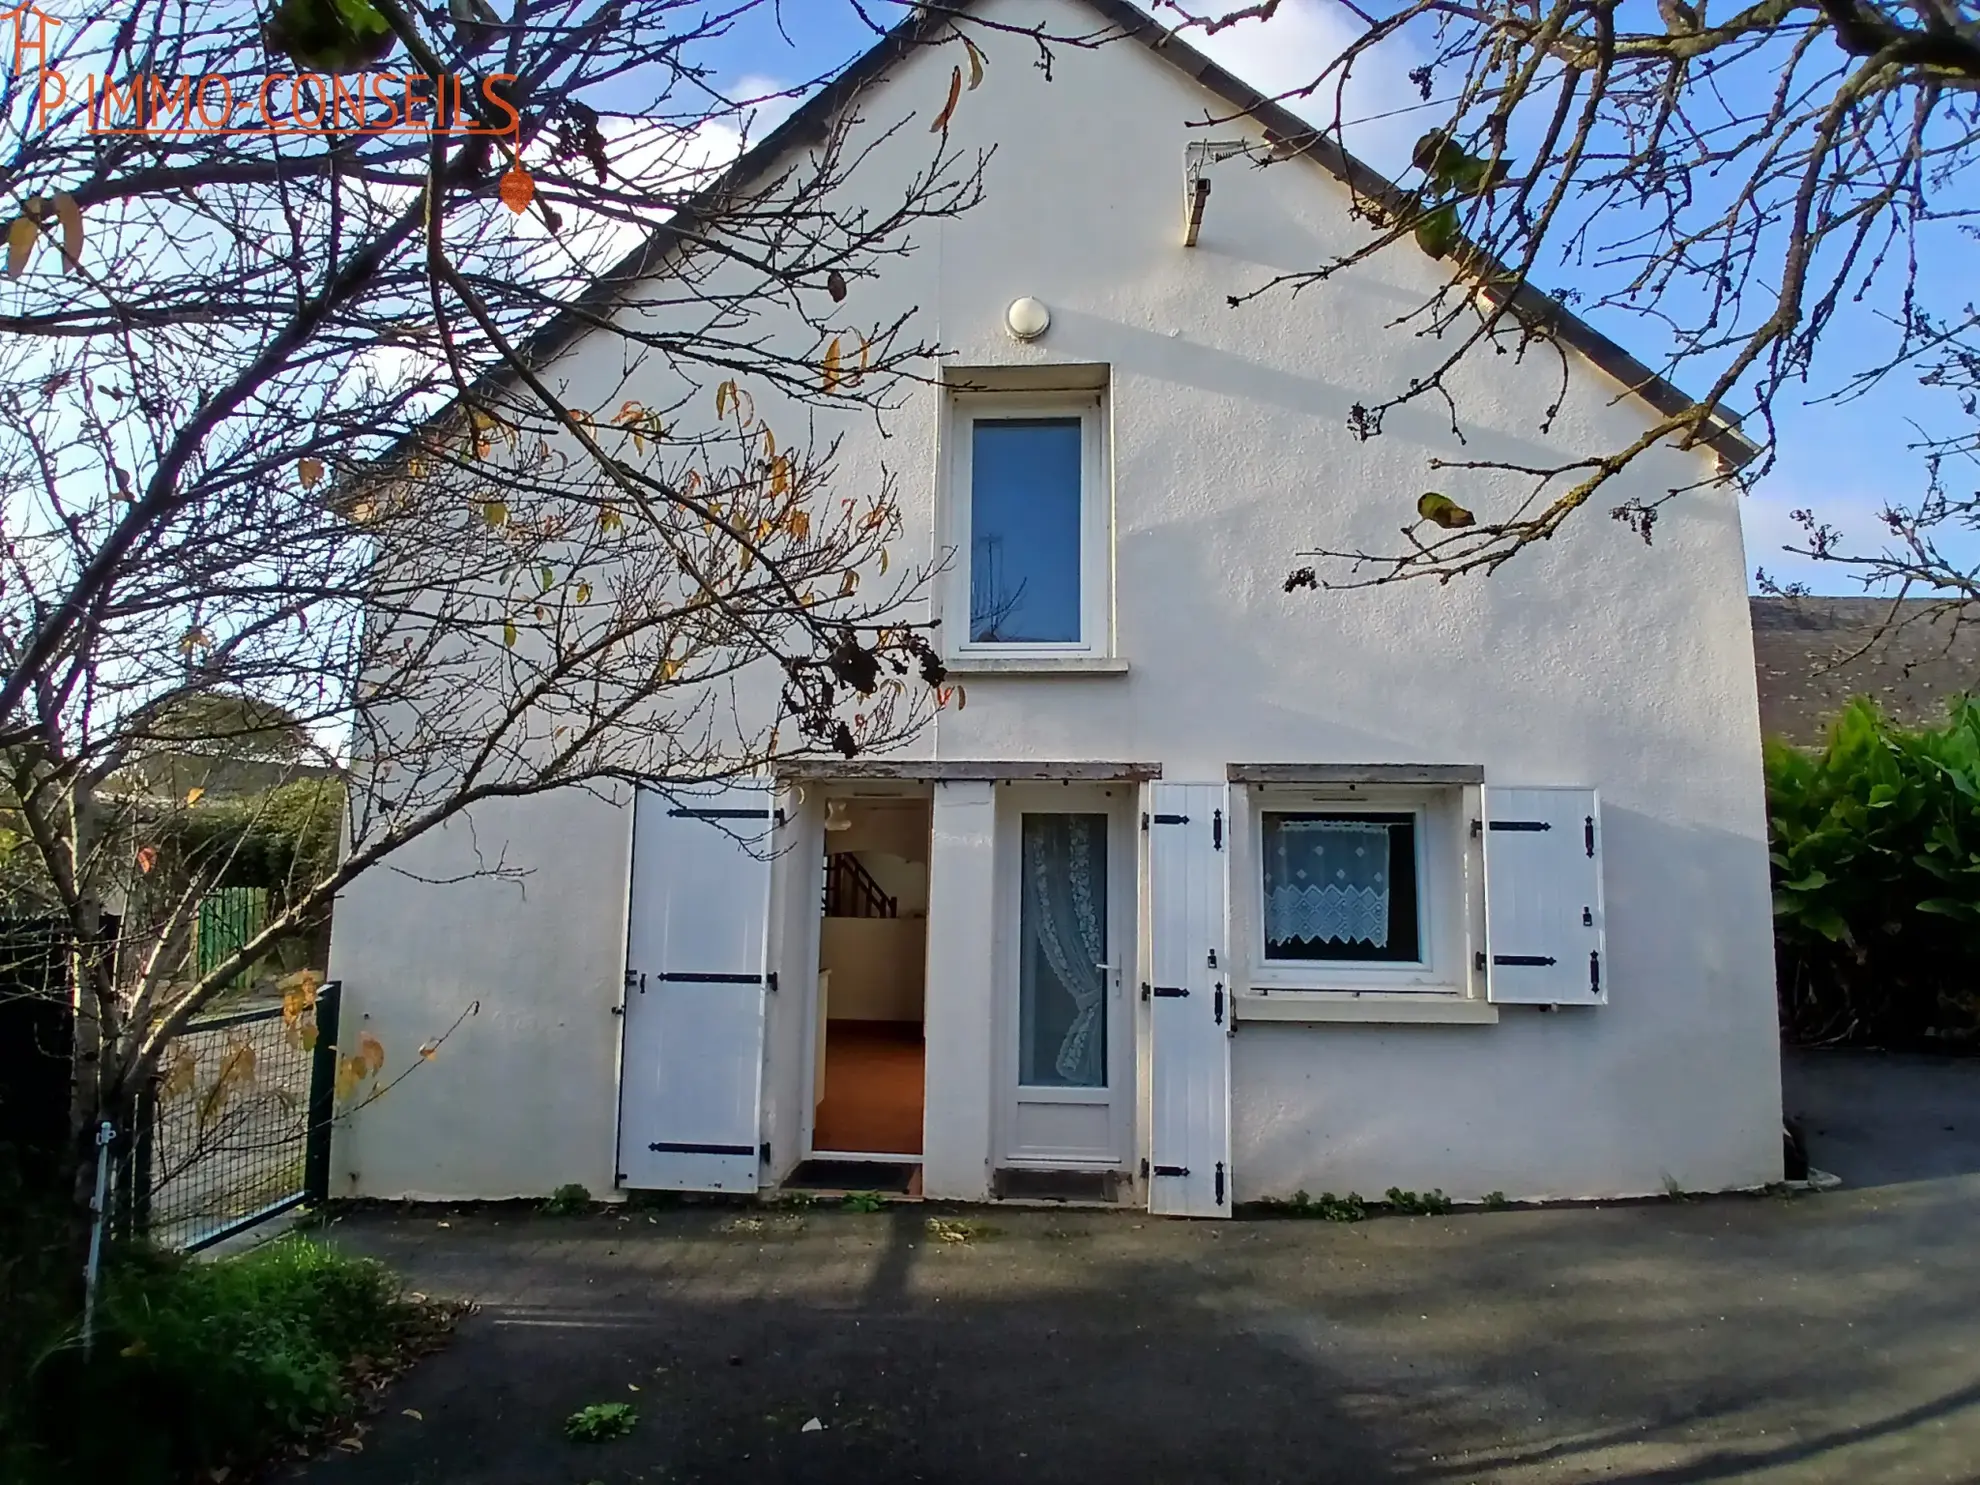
[947,392,1109,656]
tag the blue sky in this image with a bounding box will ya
[688,0,1976,596]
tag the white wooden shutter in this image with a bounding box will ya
[1145,782,1232,1217]
[616,782,775,1191]
[1483,786,1606,1005]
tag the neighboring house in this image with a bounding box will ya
[328,0,1781,1214]
[1751,597,1980,747]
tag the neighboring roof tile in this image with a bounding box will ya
[1751,598,1980,747]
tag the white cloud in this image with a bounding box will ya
[1177,0,1429,173]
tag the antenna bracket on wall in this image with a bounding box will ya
[1183,139,1256,247]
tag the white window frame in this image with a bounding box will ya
[1244,785,1477,998]
[945,392,1111,660]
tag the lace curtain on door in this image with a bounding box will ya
[1020,814,1107,1087]
[1264,817,1393,949]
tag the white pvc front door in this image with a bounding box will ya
[1145,782,1232,1217]
[616,783,774,1192]
[998,785,1134,1167]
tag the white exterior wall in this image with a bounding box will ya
[329,0,1779,1204]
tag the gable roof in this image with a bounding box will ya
[486,0,1759,469]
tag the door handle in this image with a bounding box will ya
[1096,961,1118,997]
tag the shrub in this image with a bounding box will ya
[12,1236,422,1485]
[1768,697,1980,1045]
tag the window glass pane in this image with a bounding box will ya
[1261,812,1420,962]
[969,417,1082,644]
[1019,812,1108,1087]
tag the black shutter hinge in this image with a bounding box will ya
[1213,983,1224,1026]
[1148,984,1190,999]
[766,971,778,994]
[1590,950,1601,994]
[1153,1164,1189,1178]
[1215,1161,1226,1207]
[1585,815,1595,858]
[1150,813,1190,826]
[1471,817,1482,838]
[760,1142,771,1163]
[1490,820,1551,833]
[1474,950,1486,973]
[624,969,647,994]
[1212,808,1223,851]
[610,1004,625,1017]
[1140,1158,1149,1180]
[1495,954,1556,967]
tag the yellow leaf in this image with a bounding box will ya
[739,546,755,574]
[159,1046,198,1102]
[177,626,211,655]
[6,217,37,277]
[403,1409,424,1421]
[335,1055,367,1102]
[662,657,683,682]
[838,569,859,597]
[1416,491,1476,529]
[53,192,81,272]
[298,457,324,489]
[822,338,842,394]
[931,65,962,132]
[789,508,811,542]
[762,426,776,458]
[298,1023,320,1051]
[503,620,518,648]
[481,498,507,527]
[598,502,623,534]
[771,455,791,497]
[715,380,733,420]
[575,581,592,604]
[418,1041,438,1062]
[879,547,890,575]
[184,786,206,806]
[963,34,986,90]
[278,967,324,995]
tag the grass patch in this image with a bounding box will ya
[925,1217,993,1245]
[841,1191,886,1213]
[6,1234,453,1485]
[1257,1190,1369,1222]
[541,1182,592,1215]
[565,1401,638,1442]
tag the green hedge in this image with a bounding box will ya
[1768,697,1980,1046]
[8,1236,419,1485]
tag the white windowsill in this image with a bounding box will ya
[942,655,1130,676]
[1234,994,1499,1025]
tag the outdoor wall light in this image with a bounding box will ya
[1005,296,1050,341]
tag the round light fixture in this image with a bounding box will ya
[1005,296,1051,341]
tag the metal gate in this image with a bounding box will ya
[127,980,342,1251]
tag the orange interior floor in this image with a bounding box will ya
[813,1020,924,1155]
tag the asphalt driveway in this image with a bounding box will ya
[298,1048,1980,1485]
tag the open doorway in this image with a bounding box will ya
[810,791,931,1159]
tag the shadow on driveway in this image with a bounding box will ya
[301,1159,1980,1485]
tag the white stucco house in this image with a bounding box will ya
[327,0,1782,1216]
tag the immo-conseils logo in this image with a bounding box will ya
[7,3,535,207]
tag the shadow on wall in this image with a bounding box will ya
[305,1192,1980,1485]
[1233,805,1779,1204]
